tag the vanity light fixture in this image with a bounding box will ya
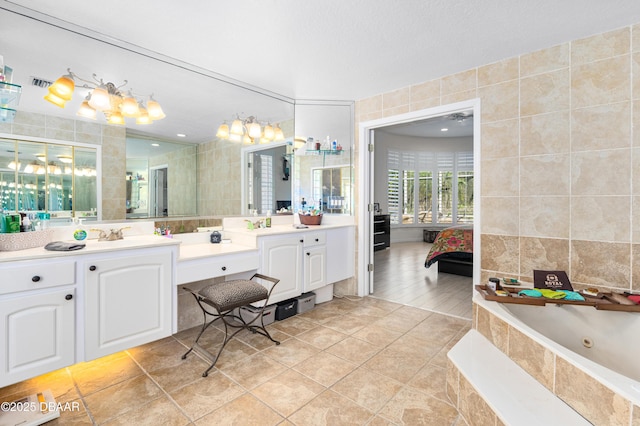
[216,114,285,144]
[44,68,166,126]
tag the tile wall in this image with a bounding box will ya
[354,24,640,293]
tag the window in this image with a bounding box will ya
[387,149,473,225]
[259,154,273,214]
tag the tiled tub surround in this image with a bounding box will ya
[450,296,640,426]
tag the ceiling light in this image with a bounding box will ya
[151,143,160,147]
[216,114,285,144]
[57,155,73,164]
[176,133,186,138]
[441,128,448,132]
[44,68,165,126]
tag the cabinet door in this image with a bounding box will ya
[260,235,303,304]
[0,289,75,387]
[304,246,326,292]
[85,250,172,360]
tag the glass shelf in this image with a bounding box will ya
[305,149,343,156]
[0,107,16,123]
[0,82,22,109]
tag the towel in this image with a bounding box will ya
[627,295,640,304]
[44,241,86,251]
[538,289,567,299]
[559,290,585,301]
[518,289,542,298]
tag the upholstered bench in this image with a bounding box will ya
[181,273,280,377]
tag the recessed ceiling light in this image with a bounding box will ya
[441,128,448,132]
[151,143,160,147]
[177,133,186,138]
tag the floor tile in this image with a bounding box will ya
[218,352,287,390]
[288,389,375,426]
[262,337,320,367]
[102,396,189,426]
[70,353,143,396]
[195,393,283,425]
[331,367,404,412]
[326,336,381,365]
[83,375,163,423]
[292,351,357,387]
[378,387,458,425]
[169,371,244,421]
[295,325,348,350]
[251,369,325,417]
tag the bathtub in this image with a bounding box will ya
[473,295,640,423]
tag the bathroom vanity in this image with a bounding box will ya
[0,235,179,387]
[0,218,355,387]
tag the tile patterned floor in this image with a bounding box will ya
[0,297,472,425]
[373,242,473,319]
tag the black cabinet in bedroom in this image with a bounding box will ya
[373,214,390,251]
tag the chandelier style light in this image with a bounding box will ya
[216,114,285,144]
[44,69,166,125]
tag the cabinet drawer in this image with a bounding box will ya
[178,253,259,284]
[303,232,325,247]
[0,260,76,295]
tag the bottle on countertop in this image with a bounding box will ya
[266,210,272,228]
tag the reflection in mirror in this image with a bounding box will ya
[126,136,197,218]
[242,142,292,215]
[0,137,98,220]
[293,101,354,215]
[312,166,352,214]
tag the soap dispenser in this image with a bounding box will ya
[210,230,222,244]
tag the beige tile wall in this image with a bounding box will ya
[0,111,126,220]
[355,24,640,293]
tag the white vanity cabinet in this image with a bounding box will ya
[302,232,327,293]
[259,234,304,304]
[0,259,77,387]
[325,226,355,284]
[83,248,173,361]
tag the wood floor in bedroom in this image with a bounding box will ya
[372,241,473,319]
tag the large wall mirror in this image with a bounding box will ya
[2,5,353,222]
[0,136,99,221]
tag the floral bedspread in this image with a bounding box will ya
[425,225,473,268]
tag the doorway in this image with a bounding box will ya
[357,99,481,303]
[150,165,168,217]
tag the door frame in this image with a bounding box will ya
[357,98,482,296]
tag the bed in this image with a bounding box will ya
[424,225,473,277]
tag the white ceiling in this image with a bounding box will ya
[4,0,640,142]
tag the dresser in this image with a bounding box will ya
[373,214,390,251]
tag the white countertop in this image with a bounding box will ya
[177,242,257,261]
[0,235,180,262]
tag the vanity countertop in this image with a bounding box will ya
[177,242,257,261]
[0,234,180,263]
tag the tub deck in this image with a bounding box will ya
[475,284,640,312]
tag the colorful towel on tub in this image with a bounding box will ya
[424,225,473,268]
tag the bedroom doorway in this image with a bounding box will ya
[357,99,481,317]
